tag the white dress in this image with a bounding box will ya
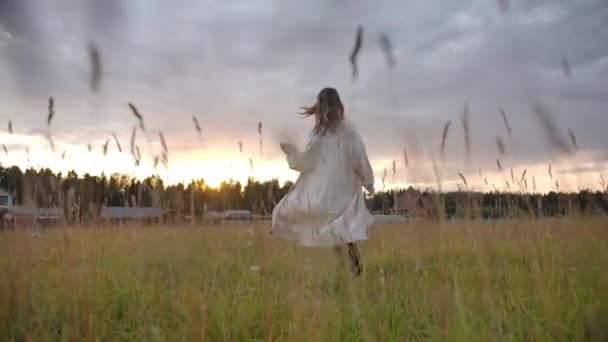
[271,121,375,247]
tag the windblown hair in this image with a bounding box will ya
[299,87,345,134]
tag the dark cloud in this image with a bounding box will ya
[0,0,31,37]
[558,164,607,175]
[0,0,607,181]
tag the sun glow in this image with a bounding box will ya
[0,134,298,189]
[1,133,605,193]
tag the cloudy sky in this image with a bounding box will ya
[1,0,607,191]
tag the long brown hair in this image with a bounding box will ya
[299,87,345,134]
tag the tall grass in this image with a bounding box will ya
[1,218,607,340]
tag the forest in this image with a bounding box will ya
[1,165,607,221]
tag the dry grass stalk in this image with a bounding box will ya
[87,144,92,152]
[531,103,573,154]
[567,128,578,150]
[520,169,527,183]
[349,26,363,80]
[258,122,263,158]
[128,103,145,130]
[2,145,7,155]
[8,121,13,134]
[192,116,202,134]
[238,141,243,153]
[88,42,102,91]
[497,158,503,171]
[510,169,515,184]
[249,158,254,171]
[134,145,141,166]
[484,177,489,186]
[159,131,169,169]
[561,55,571,78]
[45,133,55,152]
[555,180,560,192]
[598,174,606,191]
[130,126,137,155]
[458,173,468,186]
[382,168,387,190]
[548,163,553,179]
[21,174,35,208]
[392,160,396,177]
[103,139,109,156]
[153,156,160,169]
[499,107,512,136]
[111,133,122,152]
[159,132,168,154]
[496,137,506,156]
[379,32,395,68]
[47,97,54,126]
[440,120,452,156]
[505,179,510,190]
[462,102,471,162]
[161,152,169,169]
[403,148,409,168]
[498,0,510,12]
[533,176,537,192]
[431,157,441,192]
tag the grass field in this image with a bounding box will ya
[1,218,607,341]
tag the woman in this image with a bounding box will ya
[272,87,375,275]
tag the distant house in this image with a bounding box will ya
[0,187,15,209]
[203,209,254,224]
[393,187,439,219]
[0,187,64,225]
[0,188,15,223]
[100,207,163,223]
[2,206,64,227]
[203,210,225,224]
[223,210,253,222]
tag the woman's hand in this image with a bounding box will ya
[280,142,298,155]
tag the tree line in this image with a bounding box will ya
[1,166,606,221]
[370,188,608,218]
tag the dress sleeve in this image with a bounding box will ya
[285,134,322,173]
[352,130,374,191]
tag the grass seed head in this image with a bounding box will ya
[349,26,364,80]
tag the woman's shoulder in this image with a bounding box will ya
[336,120,352,132]
[309,121,361,140]
[339,121,362,139]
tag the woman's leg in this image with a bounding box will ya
[347,243,362,276]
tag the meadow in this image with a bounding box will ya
[1,218,607,341]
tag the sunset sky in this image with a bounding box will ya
[1,0,607,192]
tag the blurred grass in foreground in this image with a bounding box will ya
[1,218,607,341]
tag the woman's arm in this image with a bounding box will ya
[281,135,322,173]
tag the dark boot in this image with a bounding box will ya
[347,243,362,276]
